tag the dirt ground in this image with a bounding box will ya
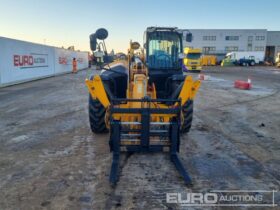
[0,66,279,210]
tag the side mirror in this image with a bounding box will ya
[90,33,97,51]
[89,28,109,51]
[186,33,193,42]
[96,28,108,40]
[131,42,140,50]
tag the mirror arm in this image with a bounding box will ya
[102,40,108,55]
[96,41,108,55]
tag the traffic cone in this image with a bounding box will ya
[234,77,252,90]
[248,77,251,84]
[248,77,252,89]
[199,74,205,80]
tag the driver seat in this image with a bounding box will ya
[148,55,172,68]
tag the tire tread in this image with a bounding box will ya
[88,95,108,133]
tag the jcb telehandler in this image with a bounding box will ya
[86,27,200,186]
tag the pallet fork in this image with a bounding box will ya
[108,98,192,186]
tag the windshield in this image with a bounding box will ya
[186,53,201,60]
[147,32,181,69]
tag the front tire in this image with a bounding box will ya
[181,100,193,133]
[88,95,108,133]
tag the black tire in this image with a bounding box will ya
[88,95,108,133]
[250,61,255,66]
[181,100,193,133]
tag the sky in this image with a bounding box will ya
[0,0,279,52]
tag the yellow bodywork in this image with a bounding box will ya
[85,75,110,108]
[276,53,280,68]
[85,65,200,127]
[85,40,200,130]
[201,55,217,66]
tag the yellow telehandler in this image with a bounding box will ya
[85,27,200,186]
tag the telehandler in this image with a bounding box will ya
[85,27,200,186]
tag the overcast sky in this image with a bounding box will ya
[0,0,279,52]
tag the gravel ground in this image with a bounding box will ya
[0,66,279,210]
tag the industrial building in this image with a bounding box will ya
[182,29,280,62]
[266,31,280,62]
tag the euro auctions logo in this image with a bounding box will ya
[58,57,83,65]
[14,55,34,66]
[58,56,68,65]
[166,190,278,207]
[14,53,48,69]
[167,192,218,206]
[77,57,83,63]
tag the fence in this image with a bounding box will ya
[0,37,89,87]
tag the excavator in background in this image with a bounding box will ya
[85,27,200,186]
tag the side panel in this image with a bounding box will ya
[54,48,88,74]
[0,37,55,85]
[235,51,265,63]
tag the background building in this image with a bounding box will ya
[182,29,280,62]
[266,31,280,62]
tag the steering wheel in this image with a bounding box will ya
[156,54,171,63]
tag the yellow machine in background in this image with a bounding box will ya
[201,55,217,66]
[183,47,202,71]
[276,52,280,68]
[86,27,200,186]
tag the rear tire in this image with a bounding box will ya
[181,100,193,133]
[88,95,108,133]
